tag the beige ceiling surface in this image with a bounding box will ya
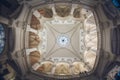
[26,4,98,75]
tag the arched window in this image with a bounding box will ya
[104,62,120,80]
[0,24,5,54]
[112,0,120,9]
[115,71,120,80]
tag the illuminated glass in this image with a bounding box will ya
[112,0,120,9]
[0,24,5,54]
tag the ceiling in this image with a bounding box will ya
[25,4,98,76]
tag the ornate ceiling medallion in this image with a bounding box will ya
[57,35,70,47]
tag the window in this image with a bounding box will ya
[115,71,120,80]
[105,62,120,80]
[0,24,5,54]
[112,0,120,9]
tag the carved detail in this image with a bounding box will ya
[29,32,40,48]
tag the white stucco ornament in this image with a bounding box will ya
[57,35,70,47]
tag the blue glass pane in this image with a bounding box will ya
[0,40,4,47]
[0,40,4,53]
[0,24,4,30]
[112,0,120,9]
[0,31,5,39]
[115,71,120,80]
[0,24,5,54]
